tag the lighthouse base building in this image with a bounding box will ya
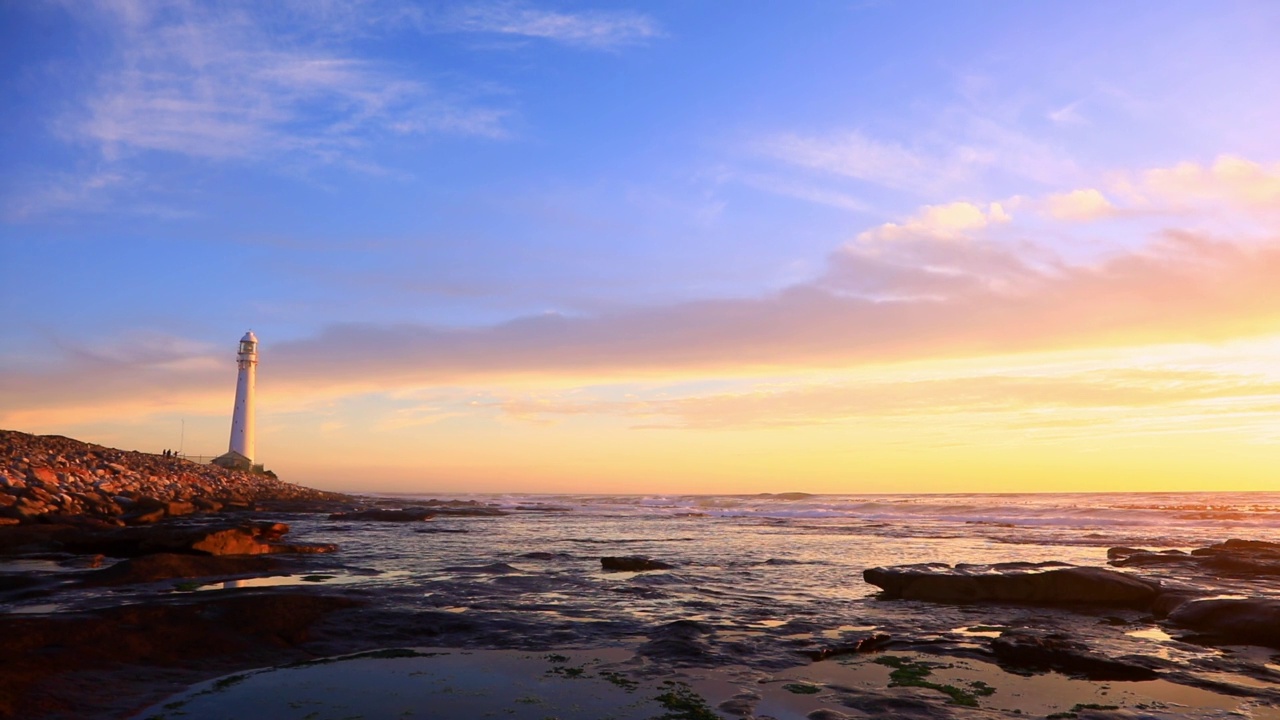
[211,450,253,471]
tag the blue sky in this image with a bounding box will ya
[3,1,1280,492]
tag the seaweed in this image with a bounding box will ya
[601,671,640,691]
[652,680,720,720]
[872,656,994,707]
[1047,703,1121,718]
[782,683,821,694]
[546,664,589,679]
[212,673,250,691]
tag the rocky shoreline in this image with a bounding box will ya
[0,430,350,525]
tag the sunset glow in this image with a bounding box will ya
[2,2,1278,493]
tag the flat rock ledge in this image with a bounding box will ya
[863,562,1160,608]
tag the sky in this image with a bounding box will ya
[2,1,1280,494]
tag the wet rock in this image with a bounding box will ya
[519,551,571,560]
[638,619,716,663]
[123,508,166,525]
[835,688,951,719]
[81,553,281,586]
[1110,539,1280,577]
[991,629,1161,680]
[863,562,1159,608]
[0,592,362,719]
[1106,547,1194,566]
[801,631,893,660]
[1166,597,1280,648]
[601,556,676,572]
[0,574,47,593]
[717,691,760,717]
[1150,590,1202,618]
[806,710,855,720]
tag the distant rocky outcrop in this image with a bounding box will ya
[0,429,350,525]
[1109,539,1280,576]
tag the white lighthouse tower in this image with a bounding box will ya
[213,331,258,471]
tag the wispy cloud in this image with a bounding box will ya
[743,121,1078,205]
[73,1,510,164]
[434,3,660,49]
[751,131,940,194]
[4,170,129,221]
[1047,100,1087,126]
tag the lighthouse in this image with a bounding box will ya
[213,331,258,471]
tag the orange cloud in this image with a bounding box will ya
[1045,188,1115,221]
[1103,155,1280,216]
[857,201,1011,242]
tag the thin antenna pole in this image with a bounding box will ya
[180,419,185,456]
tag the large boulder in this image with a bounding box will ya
[863,562,1159,608]
[1166,597,1280,648]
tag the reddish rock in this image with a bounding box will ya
[81,553,281,585]
[27,466,58,487]
[124,508,166,525]
[0,430,351,526]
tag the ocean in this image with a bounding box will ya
[30,491,1280,718]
